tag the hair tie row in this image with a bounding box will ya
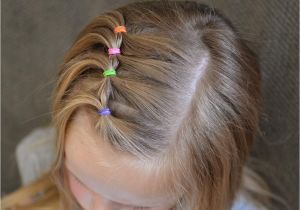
[99,26,126,116]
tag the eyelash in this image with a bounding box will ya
[75,177,82,184]
[73,175,83,185]
[72,173,89,190]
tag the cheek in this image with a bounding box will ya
[68,172,92,208]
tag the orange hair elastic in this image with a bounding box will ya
[114,26,126,33]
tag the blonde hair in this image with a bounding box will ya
[1,171,60,210]
[4,1,282,210]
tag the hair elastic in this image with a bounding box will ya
[114,26,127,33]
[98,107,111,116]
[108,48,120,55]
[103,69,116,77]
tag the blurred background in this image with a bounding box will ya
[2,0,298,209]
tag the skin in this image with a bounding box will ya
[64,108,177,210]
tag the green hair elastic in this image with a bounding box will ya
[103,69,116,77]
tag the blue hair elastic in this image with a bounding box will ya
[97,107,111,116]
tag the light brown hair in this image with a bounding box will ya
[50,1,276,210]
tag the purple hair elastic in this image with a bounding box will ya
[97,107,111,116]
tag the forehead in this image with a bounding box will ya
[64,108,176,206]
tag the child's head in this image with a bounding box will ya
[50,1,261,210]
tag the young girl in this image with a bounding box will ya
[2,1,278,210]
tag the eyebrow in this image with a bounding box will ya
[65,164,152,208]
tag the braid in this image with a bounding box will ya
[97,14,126,116]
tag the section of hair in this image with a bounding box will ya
[49,1,274,210]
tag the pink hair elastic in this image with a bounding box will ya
[108,48,120,55]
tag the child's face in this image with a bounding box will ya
[64,108,176,210]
